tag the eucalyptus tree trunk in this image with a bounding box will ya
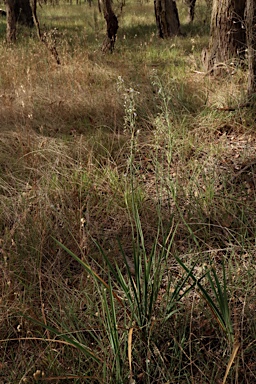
[185,0,196,23]
[6,0,16,42]
[15,0,34,27]
[101,0,118,53]
[6,0,33,43]
[206,0,246,72]
[154,0,180,38]
[246,0,256,97]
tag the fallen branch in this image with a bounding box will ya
[216,103,251,112]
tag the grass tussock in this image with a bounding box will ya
[0,1,256,383]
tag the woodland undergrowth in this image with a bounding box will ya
[0,1,255,383]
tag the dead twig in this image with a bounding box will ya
[31,0,61,65]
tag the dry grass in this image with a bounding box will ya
[0,1,256,383]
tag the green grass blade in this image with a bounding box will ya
[24,316,103,364]
[175,255,227,333]
[53,238,125,308]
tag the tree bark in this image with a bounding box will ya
[154,0,180,38]
[101,0,118,53]
[246,0,256,97]
[6,0,16,42]
[206,0,246,73]
[184,0,196,23]
[15,0,34,27]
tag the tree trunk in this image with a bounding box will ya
[246,0,256,97]
[184,0,196,23]
[15,0,34,27]
[101,0,118,53]
[154,0,180,38]
[206,0,246,73]
[6,0,16,42]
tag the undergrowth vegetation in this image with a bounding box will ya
[0,1,256,383]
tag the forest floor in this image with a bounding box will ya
[0,1,256,383]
